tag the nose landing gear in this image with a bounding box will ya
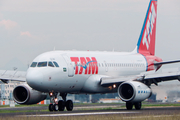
[48,92,73,112]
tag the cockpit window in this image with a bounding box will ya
[30,62,37,67]
[48,62,54,67]
[30,61,58,68]
[53,61,59,67]
[37,62,47,67]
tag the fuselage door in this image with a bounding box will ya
[62,54,75,77]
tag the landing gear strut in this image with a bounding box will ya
[48,92,73,112]
[126,102,142,110]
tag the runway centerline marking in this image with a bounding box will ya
[23,111,140,117]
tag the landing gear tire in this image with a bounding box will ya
[49,104,54,112]
[58,100,65,111]
[53,104,59,111]
[134,102,142,110]
[66,100,73,111]
[126,102,133,110]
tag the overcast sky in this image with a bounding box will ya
[0,0,180,71]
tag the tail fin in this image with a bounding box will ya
[137,0,157,55]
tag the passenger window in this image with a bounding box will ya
[38,62,47,67]
[30,62,37,67]
[53,61,59,67]
[48,62,54,67]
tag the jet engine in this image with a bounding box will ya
[118,81,152,102]
[13,84,47,105]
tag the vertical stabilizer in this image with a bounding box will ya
[137,0,157,55]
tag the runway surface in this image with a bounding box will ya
[1,104,180,118]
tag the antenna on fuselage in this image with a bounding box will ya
[54,47,56,51]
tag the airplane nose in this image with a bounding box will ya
[26,69,44,91]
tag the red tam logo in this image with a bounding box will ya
[142,3,156,50]
[70,57,98,75]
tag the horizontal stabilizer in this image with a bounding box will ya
[154,60,180,66]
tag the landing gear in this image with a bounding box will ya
[48,92,73,112]
[49,104,53,111]
[134,102,142,110]
[66,100,73,111]
[126,102,142,110]
[53,104,59,111]
[58,100,65,111]
[126,102,133,110]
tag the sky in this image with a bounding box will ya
[0,0,180,71]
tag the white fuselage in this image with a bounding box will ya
[26,51,148,94]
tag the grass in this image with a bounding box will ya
[0,109,48,113]
[0,104,48,108]
[142,103,180,107]
[119,102,180,108]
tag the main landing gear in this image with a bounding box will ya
[48,92,73,112]
[126,102,142,110]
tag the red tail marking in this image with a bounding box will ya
[137,0,157,55]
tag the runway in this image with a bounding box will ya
[1,104,180,118]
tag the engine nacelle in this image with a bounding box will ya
[13,84,47,105]
[118,81,152,102]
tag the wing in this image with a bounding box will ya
[0,70,26,83]
[101,75,143,87]
[141,71,180,86]
[100,71,180,87]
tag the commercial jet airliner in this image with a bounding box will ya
[1,0,180,111]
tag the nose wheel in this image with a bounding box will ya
[48,92,73,112]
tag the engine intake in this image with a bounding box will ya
[13,84,47,105]
[118,81,152,102]
[119,83,134,100]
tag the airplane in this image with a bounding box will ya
[1,0,180,111]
